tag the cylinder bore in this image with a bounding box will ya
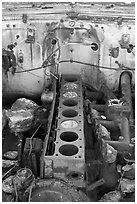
[60,132,78,142]
[62,109,78,117]
[63,99,78,107]
[59,144,78,156]
[61,120,78,128]
[63,92,78,98]
[64,83,78,90]
[64,76,78,82]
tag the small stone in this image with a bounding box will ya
[2,176,15,194]
[106,144,117,163]
[122,163,135,179]
[99,190,122,202]
[120,178,135,193]
[91,108,101,119]
[2,160,17,168]
[4,151,18,160]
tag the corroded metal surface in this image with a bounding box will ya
[42,75,85,187]
[23,178,90,202]
[2,2,135,100]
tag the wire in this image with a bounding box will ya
[28,178,35,202]
[17,65,43,79]
[59,60,135,71]
[15,63,54,73]
[27,124,42,161]
[15,59,135,74]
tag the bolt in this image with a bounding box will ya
[119,136,124,141]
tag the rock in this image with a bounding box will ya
[4,151,18,160]
[120,178,135,193]
[5,110,34,132]
[106,143,117,163]
[2,109,8,130]
[99,190,122,202]
[2,175,15,194]
[2,159,18,168]
[44,158,53,178]
[11,98,38,111]
[100,125,111,140]
[5,98,39,132]
[106,144,117,163]
[91,108,101,119]
[122,163,135,179]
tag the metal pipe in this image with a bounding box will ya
[120,72,133,124]
[107,116,130,152]
[119,116,130,143]
[96,120,119,131]
[92,104,106,112]
[107,141,130,152]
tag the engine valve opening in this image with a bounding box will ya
[64,77,78,82]
[59,144,78,156]
[62,109,78,117]
[63,92,78,98]
[64,82,78,89]
[63,99,78,107]
[61,120,78,128]
[60,132,78,142]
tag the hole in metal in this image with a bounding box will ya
[68,172,80,179]
[60,132,78,142]
[59,145,78,156]
[63,92,78,98]
[64,76,78,82]
[62,109,78,118]
[91,42,98,51]
[63,99,78,107]
[61,120,78,129]
[64,82,78,90]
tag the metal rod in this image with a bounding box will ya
[120,72,134,124]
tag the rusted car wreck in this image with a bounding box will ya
[2,2,135,202]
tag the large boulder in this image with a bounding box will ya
[5,98,39,132]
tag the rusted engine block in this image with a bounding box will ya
[41,75,85,187]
